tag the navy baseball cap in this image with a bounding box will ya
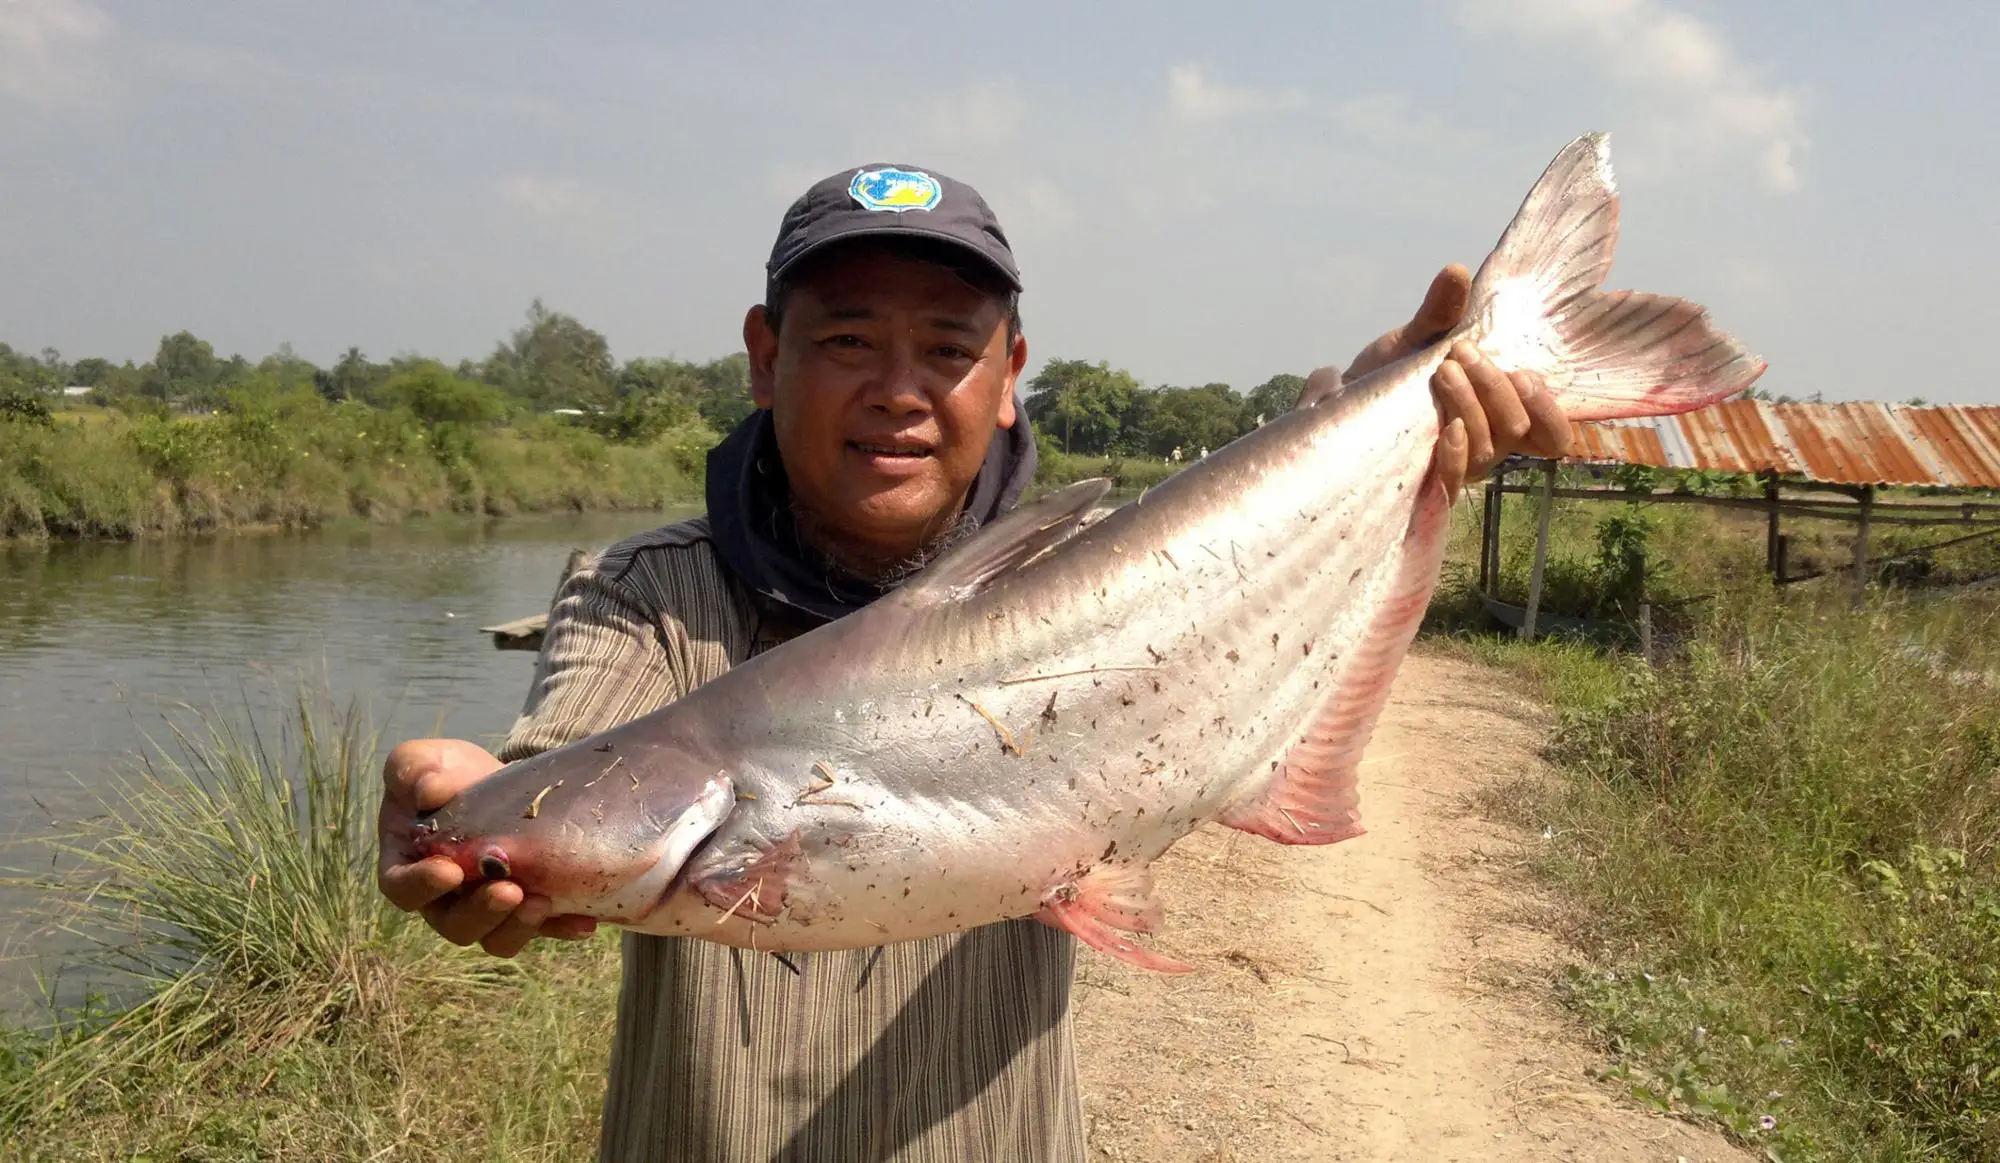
[765,164,1022,297]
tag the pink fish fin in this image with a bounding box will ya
[1034,862,1194,974]
[1220,483,1453,846]
[690,830,803,924]
[1462,132,1765,422]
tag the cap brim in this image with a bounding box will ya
[769,223,1022,292]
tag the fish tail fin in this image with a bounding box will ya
[1460,132,1766,422]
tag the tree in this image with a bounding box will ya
[316,346,384,403]
[255,343,317,392]
[1243,373,1306,429]
[618,357,701,405]
[0,343,62,392]
[150,331,219,403]
[70,357,114,387]
[1024,359,1142,455]
[484,299,616,410]
[1136,383,1244,458]
[691,353,754,432]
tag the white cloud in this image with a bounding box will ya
[497,174,598,220]
[0,0,113,108]
[1166,64,1305,123]
[1458,0,1806,191]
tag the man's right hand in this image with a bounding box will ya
[376,738,598,958]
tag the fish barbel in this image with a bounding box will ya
[413,134,1763,971]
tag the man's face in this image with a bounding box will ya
[745,245,1027,563]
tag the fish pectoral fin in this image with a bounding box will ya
[892,478,1113,607]
[1034,863,1193,974]
[691,831,804,925]
[1221,485,1453,847]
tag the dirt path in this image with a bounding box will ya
[1072,649,1751,1162]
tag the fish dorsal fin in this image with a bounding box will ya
[896,478,1113,606]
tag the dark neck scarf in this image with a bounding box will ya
[706,397,1038,627]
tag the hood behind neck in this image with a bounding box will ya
[705,399,1039,627]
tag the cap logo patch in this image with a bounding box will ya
[848,168,942,213]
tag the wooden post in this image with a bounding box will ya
[1521,461,1557,642]
[1851,486,1874,606]
[1638,601,1653,665]
[1764,477,1782,583]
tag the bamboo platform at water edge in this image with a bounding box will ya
[479,547,587,652]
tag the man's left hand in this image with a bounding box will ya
[1298,263,1573,497]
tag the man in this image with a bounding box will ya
[376,163,1570,1161]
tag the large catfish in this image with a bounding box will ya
[413,134,1763,971]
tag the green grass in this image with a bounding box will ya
[1421,478,2000,1158]
[1034,448,1183,492]
[0,399,712,542]
[1443,582,2000,1160]
[0,692,623,1161]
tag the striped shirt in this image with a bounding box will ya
[500,516,1088,1163]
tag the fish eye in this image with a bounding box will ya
[479,848,511,880]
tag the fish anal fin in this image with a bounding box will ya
[895,478,1113,606]
[1034,862,1193,974]
[1222,485,1451,846]
[691,830,803,924]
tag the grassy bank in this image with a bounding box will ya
[1033,447,1183,493]
[0,694,622,1161]
[1429,503,2000,1159]
[5,401,1196,542]
[0,396,713,542]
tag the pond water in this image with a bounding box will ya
[0,508,695,1017]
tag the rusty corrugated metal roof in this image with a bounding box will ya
[1564,401,2000,488]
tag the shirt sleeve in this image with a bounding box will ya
[498,561,689,763]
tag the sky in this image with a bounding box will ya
[0,0,1993,404]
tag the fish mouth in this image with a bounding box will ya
[406,813,451,862]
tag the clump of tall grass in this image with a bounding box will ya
[0,693,491,1123]
[0,692,622,1159]
[1499,586,2000,1158]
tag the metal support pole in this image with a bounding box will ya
[1521,461,1556,642]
